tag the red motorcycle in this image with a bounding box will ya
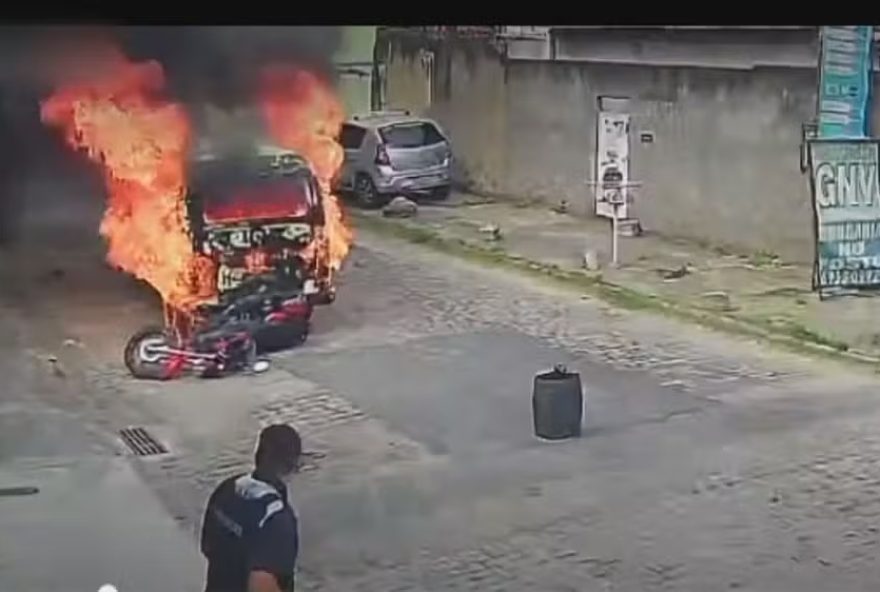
[124,273,312,380]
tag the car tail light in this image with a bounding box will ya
[375,144,391,167]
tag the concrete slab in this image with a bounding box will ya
[0,394,203,592]
[0,456,203,592]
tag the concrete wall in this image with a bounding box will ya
[336,73,372,116]
[378,29,834,262]
[334,27,376,115]
[504,61,818,261]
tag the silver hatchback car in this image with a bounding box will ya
[334,111,453,208]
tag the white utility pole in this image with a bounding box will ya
[587,180,642,267]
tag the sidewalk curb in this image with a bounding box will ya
[353,212,880,369]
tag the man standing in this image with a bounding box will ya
[201,424,302,592]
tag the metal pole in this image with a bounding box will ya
[611,202,619,267]
[586,180,642,269]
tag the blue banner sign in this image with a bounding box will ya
[818,26,874,139]
[810,139,880,290]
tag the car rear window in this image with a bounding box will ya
[202,177,312,224]
[339,124,367,149]
[379,122,445,148]
[193,159,315,223]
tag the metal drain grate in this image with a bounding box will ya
[119,427,168,457]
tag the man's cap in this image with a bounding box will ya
[256,424,302,463]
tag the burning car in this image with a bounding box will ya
[187,142,336,305]
[123,142,335,380]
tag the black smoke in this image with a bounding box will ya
[0,26,343,111]
[115,26,342,109]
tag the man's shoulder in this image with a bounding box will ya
[209,473,247,501]
[233,474,287,503]
[220,472,247,489]
[254,489,296,532]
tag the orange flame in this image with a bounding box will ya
[40,52,352,328]
[258,65,353,273]
[40,48,215,314]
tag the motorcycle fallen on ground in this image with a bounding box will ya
[124,272,313,380]
[123,145,342,380]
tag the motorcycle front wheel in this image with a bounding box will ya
[124,326,174,380]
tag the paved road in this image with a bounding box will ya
[4,227,880,591]
[0,298,202,592]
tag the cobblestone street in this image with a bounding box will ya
[5,228,880,591]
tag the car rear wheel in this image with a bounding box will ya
[354,174,389,209]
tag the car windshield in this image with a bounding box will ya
[193,159,313,224]
[379,122,445,148]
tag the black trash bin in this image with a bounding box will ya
[532,365,583,440]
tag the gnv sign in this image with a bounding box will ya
[810,139,880,292]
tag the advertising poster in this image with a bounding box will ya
[818,26,874,139]
[810,139,880,291]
